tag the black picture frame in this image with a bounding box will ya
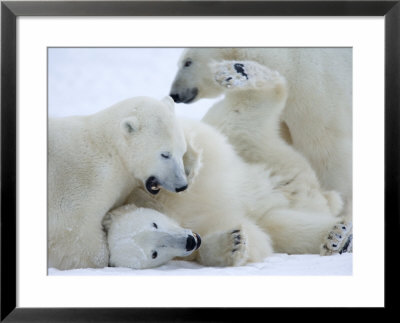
[1,1,399,321]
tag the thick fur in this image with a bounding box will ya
[126,119,348,267]
[204,60,343,216]
[48,96,188,270]
[170,48,352,220]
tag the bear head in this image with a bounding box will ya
[106,96,190,195]
[169,48,238,104]
[103,204,201,269]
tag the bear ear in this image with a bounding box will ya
[162,96,175,113]
[121,116,139,135]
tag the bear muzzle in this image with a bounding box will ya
[186,233,202,251]
[175,184,188,193]
[170,88,198,104]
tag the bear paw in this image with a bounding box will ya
[211,60,285,94]
[320,222,353,256]
[213,62,250,89]
[198,228,248,267]
[229,229,247,264]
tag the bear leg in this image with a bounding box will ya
[197,227,248,267]
[211,60,287,96]
[197,221,273,267]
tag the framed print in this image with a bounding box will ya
[1,0,399,321]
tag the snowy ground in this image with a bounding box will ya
[48,47,352,276]
[49,253,352,276]
[48,48,215,120]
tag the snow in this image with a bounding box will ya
[49,253,352,276]
[48,48,352,276]
[48,48,215,120]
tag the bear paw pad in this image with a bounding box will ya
[320,222,353,256]
[213,62,249,89]
[227,229,248,266]
[198,227,249,267]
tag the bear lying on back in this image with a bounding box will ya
[125,118,350,267]
[170,48,352,220]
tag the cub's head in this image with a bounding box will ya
[169,48,234,104]
[111,96,189,195]
[103,205,201,269]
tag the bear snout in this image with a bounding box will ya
[170,88,198,104]
[186,235,196,251]
[170,93,182,103]
[186,233,201,251]
[175,184,188,193]
[193,232,201,250]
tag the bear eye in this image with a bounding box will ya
[161,152,170,159]
[184,60,192,67]
[152,222,158,229]
[152,251,158,259]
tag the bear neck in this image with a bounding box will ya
[86,112,139,196]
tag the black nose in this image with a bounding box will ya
[175,184,188,193]
[186,235,196,251]
[170,93,182,103]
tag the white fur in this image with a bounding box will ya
[206,60,343,216]
[170,48,352,220]
[48,96,188,270]
[102,204,200,269]
[126,119,347,267]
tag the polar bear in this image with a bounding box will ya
[102,204,201,269]
[125,119,352,267]
[170,48,352,220]
[48,96,190,270]
[204,60,344,217]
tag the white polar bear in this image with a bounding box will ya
[48,96,191,270]
[125,118,352,267]
[170,48,352,220]
[203,60,343,217]
[102,204,201,269]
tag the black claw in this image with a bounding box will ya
[232,248,238,253]
[231,229,240,234]
[340,234,353,254]
[234,63,248,79]
[226,77,232,81]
